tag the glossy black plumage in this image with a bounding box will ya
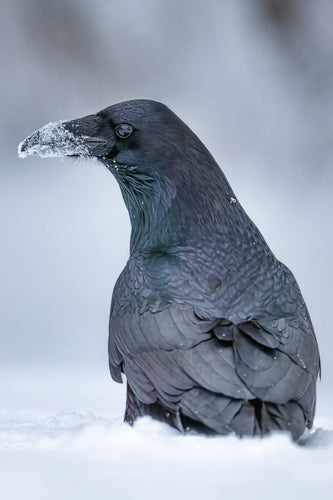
[19,99,320,439]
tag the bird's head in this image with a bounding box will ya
[18,99,233,251]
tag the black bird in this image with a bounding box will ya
[19,99,320,439]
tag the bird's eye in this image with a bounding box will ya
[115,123,133,139]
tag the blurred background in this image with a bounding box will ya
[0,0,332,418]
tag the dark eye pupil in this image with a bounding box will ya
[115,123,133,138]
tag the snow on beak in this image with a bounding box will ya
[18,120,91,159]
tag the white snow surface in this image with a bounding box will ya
[1,369,333,500]
[17,121,90,159]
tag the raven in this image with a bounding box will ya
[19,99,320,439]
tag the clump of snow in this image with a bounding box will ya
[18,120,90,159]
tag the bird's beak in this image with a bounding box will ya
[18,114,108,159]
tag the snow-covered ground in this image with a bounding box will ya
[1,368,332,500]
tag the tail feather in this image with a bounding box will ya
[125,383,308,440]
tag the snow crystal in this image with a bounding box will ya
[18,120,90,159]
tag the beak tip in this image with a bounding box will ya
[17,139,29,158]
[17,120,91,159]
